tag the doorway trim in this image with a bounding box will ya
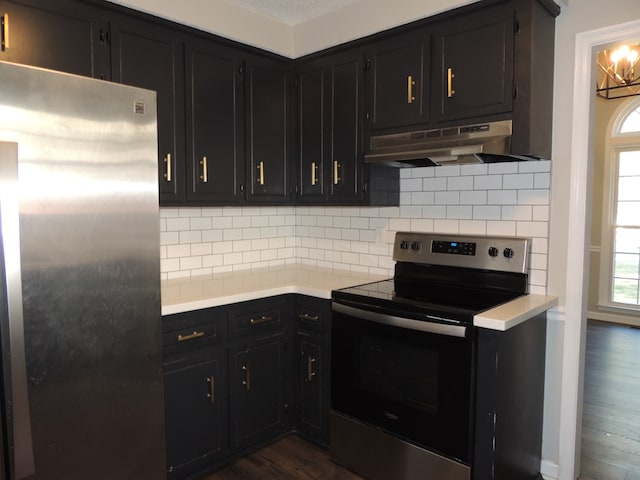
[561,17,640,480]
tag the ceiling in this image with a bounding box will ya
[223,0,365,25]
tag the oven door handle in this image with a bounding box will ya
[332,303,467,338]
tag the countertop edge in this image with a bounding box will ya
[473,294,559,331]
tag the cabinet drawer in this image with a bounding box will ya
[295,296,330,335]
[163,309,225,356]
[228,298,286,339]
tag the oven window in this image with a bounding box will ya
[332,308,475,463]
[359,335,438,414]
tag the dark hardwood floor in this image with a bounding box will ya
[580,320,640,480]
[201,435,364,480]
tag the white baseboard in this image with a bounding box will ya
[541,459,559,479]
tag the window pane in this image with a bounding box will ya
[620,107,640,133]
[617,202,640,225]
[614,253,640,279]
[618,177,640,201]
[619,151,640,176]
[612,278,639,304]
[616,228,640,253]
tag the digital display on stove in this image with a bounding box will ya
[431,240,476,256]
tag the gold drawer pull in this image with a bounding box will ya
[407,75,415,103]
[177,330,205,342]
[257,161,265,186]
[298,313,319,322]
[307,355,316,382]
[242,364,250,391]
[164,153,172,182]
[447,67,455,98]
[2,14,9,51]
[200,156,208,183]
[250,315,273,326]
[206,376,215,404]
[333,160,341,185]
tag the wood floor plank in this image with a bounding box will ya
[202,435,364,480]
[580,320,640,480]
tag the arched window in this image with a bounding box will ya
[599,99,640,308]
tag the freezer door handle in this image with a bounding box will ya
[0,141,36,478]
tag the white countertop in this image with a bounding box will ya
[473,294,558,331]
[162,264,557,330]
[161,264,387,316]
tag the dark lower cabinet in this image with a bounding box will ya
[164,348,228,479]
[163,294,331,479]
[294,296,330,445]
[229,336,290,449]
[0,0,110,79]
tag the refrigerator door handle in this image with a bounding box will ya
[0,141,36,479]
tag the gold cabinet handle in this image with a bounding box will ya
[407,75,416,103]
[206,376,215,404]
[164,153,172,182]
[177,331,205,342]
[2,14,9,51]
[250,315,272,326]
[298,313,319,322]
[199,156,208,183]
[447,67,455,98]
[333,161,341,185]
[242,364,250,391]
[311,161,318,186]
[257,161,265,186]
[307,355,316,382]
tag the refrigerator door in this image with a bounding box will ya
[0,62,165,479]
[0,141,35,480]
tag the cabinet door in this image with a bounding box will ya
[297,339,328,444]
[433,3,515,122]
[186,38,245,203]
[296,66,328,203]
[164,350,228,478]
[246,57,292,203]
[230,337,287,449]
[329,50,364,203]
[0,0,109,79]
[365,30,429,130]
[111,17,186,204]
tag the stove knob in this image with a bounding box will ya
[503,247,515,259]
[488,247,499,258]
[411,241,421,251]
[400,240,409,250]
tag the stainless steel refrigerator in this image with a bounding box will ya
[0,61,166,479]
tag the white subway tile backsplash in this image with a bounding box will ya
[159,164,551,291]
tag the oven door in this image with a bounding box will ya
[331,302,475,464]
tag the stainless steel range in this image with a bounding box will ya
[330,232,547,480]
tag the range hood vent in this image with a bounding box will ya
[364,120,539,167]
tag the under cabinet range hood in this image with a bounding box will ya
[364,119,540,167]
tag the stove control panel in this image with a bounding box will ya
[393,232,530,274]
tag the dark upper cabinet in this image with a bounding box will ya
[328,49,365,203]
[111,17,186,204]
[365,30,429,131]
[296,49,398,206]
[432,2,515,122]
[296,67,328,202]
[164,348,228,479]
[186,38,246,204]
[0,0,110,79]
[245,56,293,203]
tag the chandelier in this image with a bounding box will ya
[596,45,640,99]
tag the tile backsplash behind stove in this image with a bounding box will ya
[160,161,551,294]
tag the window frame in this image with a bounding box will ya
[598,98,640,312]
